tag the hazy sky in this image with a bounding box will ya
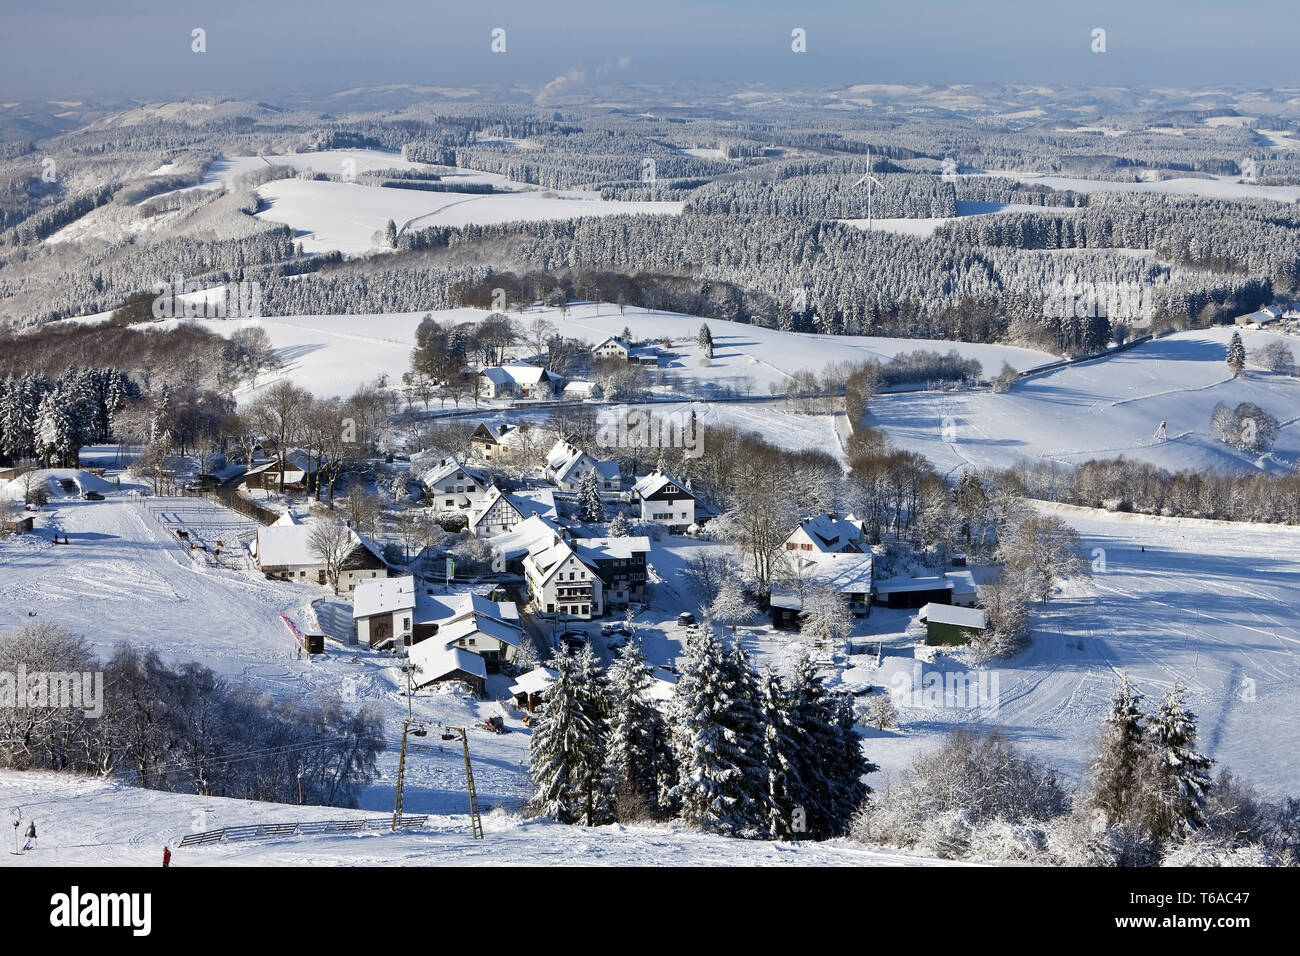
[2,0,1296,101]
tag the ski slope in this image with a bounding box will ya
[0,770,959,867]
[869,326,1300,477]
[862,503,1300,798]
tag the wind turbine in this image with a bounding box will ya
[853,148,883,230]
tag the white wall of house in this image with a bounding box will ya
[639,494,694,529]
[526,552,604,619]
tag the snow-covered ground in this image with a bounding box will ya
[869,326,1300,477]
[254,179,682,255]
[199,302,1057,403]
[0,769,958,867]
[833,503,1300,798]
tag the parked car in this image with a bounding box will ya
[558,630,587,649]
[677,612,697,627]
[81,491,104,501]
[606,635,629,650]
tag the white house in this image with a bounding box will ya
[591,337,631,361]
[783,513,865,555]
[478,364,553,399]
[469,422,528,461]
[352,575,522,670]
[421,457,490,513]
[468,486,557,538]
[545,440,623,494]
[253,516,387,591]
[1234,305,1283,327]
[631,470,695,533]
[523,533,604,619]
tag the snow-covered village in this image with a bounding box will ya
[0,6,1296,923]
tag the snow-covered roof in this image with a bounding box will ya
[481,364,549,386]
[255,521,372,569]
[546,440,582,472]
[353,575,416,620]
[490,514,565,560]
[575,536,651,562]
[510,666,558,697]
[436,613,521,650]
[920,603,987,630]
[420,457,486,489]
[415,590,520,628]
[945,569,978,595]
[592,337,630,352]
[791,513,864,552]
[632,470,691,500]
[411,644,487,686]
[563,380,597,394]
[799,551,873,588]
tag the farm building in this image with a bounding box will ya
[591,337,631,361]
[1234,305,1283,326]
[410,645,487,697]
[920,603,988,646]
[478,364,553,399]
[253,516,387,590]
[1,514,35,534]
[874,575,954,609]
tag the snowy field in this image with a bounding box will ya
[869,326,1300,478]
[821,503,1300,799]
[0,770,957,867]
[254,178,682,255]
[203,302,1058,402]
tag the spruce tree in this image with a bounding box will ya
[604,641,670,820]
[607,511,632,537]
[757,668,803,840]
[1147,682,1214,839]
[1087,673,1147,826]
[1227,331,1246,377]
[578,471,605,523]
[664,624,766,837]
[528,651,608,825]
[697,323,714,360]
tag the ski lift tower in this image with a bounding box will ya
[1153,420,1167,443]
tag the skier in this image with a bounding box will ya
[23,821,35,851]
[162,846,171,868]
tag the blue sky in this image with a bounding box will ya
[1,0,1294,99]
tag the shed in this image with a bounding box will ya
[874,576,953,609]
[920,602,988,646]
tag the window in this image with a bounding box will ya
[580,605,588,616]
[403,617,410,631]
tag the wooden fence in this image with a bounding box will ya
[178,815,428,847]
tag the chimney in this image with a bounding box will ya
[498,424,508,436]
